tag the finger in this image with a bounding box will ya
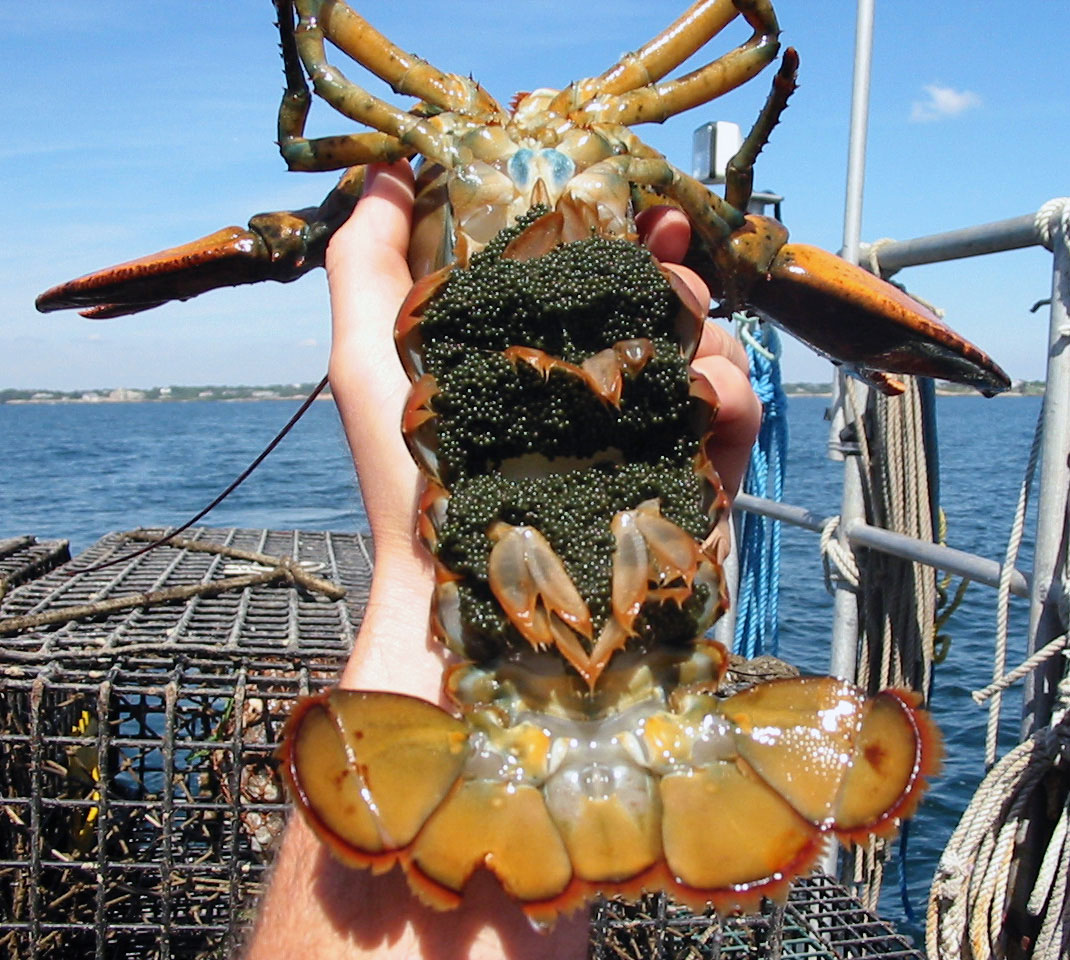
[636,205,690,263]
[696,319,750,377]
[326,161,416,342]
[328,160,415,270]
[691,353,761,500]
[662,262,711,319]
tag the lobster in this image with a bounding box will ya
[37,0,1009,922]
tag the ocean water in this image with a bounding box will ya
[0,393,1043,937]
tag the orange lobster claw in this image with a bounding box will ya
[35,169,365,318]
[710,215,1011,397]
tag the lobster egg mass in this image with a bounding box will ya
[413,212,724,670]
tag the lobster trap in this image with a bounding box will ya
[590,877,923,959]
[0,528,364,958]
[1,529,923,958]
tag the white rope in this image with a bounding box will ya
[1034,197,1070,253]
[982,406,1045,765]
[972,633,1068,704]
[927,713,1070,960]
[820,515,860,590]
[1033,793,1070,959]
[864,237,898,276]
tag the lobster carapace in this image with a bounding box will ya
[37,0,1006,920]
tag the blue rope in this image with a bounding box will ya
[897,819,917,924]
[733,316,789,658]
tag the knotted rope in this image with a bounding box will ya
[1034,197,1070,253]
[733,314,788,657]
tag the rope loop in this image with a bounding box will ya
[820,515,860,592]
[864,237,898,277]
[1034,197,1070,252]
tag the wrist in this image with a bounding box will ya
[339,541,446,699]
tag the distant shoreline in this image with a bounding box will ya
[0,383,333,405]
[3,394,335,405]
[1,383,1044,404]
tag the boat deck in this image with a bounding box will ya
[0,529,922,959]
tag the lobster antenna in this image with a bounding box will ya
[66,374,331,575]
[724,47,799,212]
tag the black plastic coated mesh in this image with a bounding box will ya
[0,529,363,958]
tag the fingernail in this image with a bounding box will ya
[363,164,382,195]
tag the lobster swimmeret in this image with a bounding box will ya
[37,0,1008,920]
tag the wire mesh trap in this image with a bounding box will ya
[1,528,922,958]
[590,876,923,959]
[0,538,71,598]
[0,528,366,958]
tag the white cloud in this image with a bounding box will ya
[297,338,319,349]
[910,84,982,122]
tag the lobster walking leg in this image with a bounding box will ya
[275,0,416,171]
[292,0,498,115]
[580,0,781,125]
[551,0,740,108]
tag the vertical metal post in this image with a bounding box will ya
[1023,217,1070,734]
[840,0,875,267]
[822,0,876,878]
[828,0,875,681]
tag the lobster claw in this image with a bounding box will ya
[710,215,1011,397]
[35,168,365,319]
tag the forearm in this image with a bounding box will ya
[244,476,588,958]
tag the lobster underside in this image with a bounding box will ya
[279,214,942,918]
[35,0,1008,924]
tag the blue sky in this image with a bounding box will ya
[5,0,1067,390]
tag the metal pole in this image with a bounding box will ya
[828,0,874,682]
[857,214,1039,275]
[823,0,875,878]
[734,492,1031,598]
[1023,216,1070,734]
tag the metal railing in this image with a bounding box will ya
[729,202,1069,735]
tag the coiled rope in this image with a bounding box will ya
[927,677,1070,960]
[734,314,788,658]
[821,371,941,912]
